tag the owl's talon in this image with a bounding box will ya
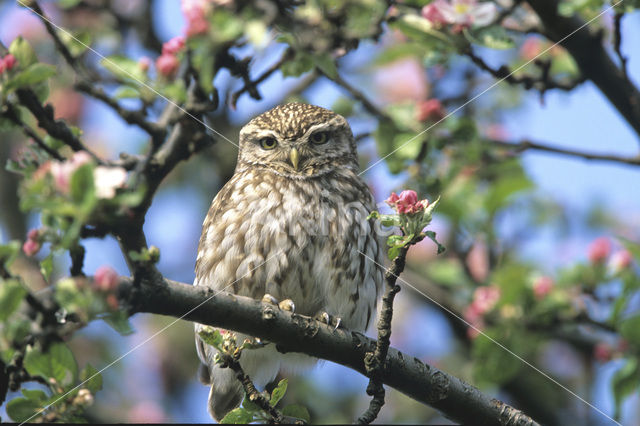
[278,299,295,312]
[262,294,278,305]
[315,312,342,330]
[317,312,331,324]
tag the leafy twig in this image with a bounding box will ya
[357,240,417,424]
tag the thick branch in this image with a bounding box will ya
[122,277,539,426]
[526,0,640,141]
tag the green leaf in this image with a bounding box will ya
[70,163,95,204]
[424,231,446,254]
[100,55,146,83]
[40,254,54,282]
[24,342,78,387]
[113,86,141,100]
[241,394,262,414]
[103,311,135,336]
[620,315,640,347]
[59,31,92,57]
[282,404,311,423]
[281,53,314,77]
[332,97,355,117]
[426,259,467,287]
[9,36,38,69]
[612,358,639,420]
[220,407,254,424]
[198,327,225,349]
[465,26,515,50]
[21,389,48,401]
[0,279,27,321]
[6,397,45,422]
[80,364,103,393]
[270,378,288,407]
[312,53,338,79]
[4,63,57,92]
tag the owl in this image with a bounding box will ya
[193,103,383,420]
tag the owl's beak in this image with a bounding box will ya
[289,148,300,170]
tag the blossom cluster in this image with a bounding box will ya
[34,151,128,199]
[385,190,429,214]
[94,265,120,310]
[22,228,42,257]
[463,285,500,338]
[0,53,17,74]
[587,237,633,271]
[422,0,497,32]
[156,36,186,78]
[416,99,447,123]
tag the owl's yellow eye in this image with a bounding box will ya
[259,137,278,150]
[310,131,329,145]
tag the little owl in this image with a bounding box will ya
[193,103,383,420]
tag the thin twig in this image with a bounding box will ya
[357,239,416,424]
[487,138,640,166]
[317,68,393,123]
[2,104,64,160]
[613,11,628,82]
[230,48,295,109]
[219,351,284,423]
[29,1,78,70]
[465,46,586,93]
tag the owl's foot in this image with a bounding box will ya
[316,311,342,331]
[261,293,295,312]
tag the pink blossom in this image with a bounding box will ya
[22,239,41,257]
[385,192,400,206]
[27,228,40,241]
[417,99,446,122]
[2,54,17,71]
[422,0,497,28]
[386,190,429,214]
[610,249,633,271]
[156,53,179,78]
[471,285,500,315]
[520,37,543,61]
[49,152,93,194]
[162,36,186,55]
[182,0,210,37]
[127,400,167,423]
[93,166,127,199]
[421,3,447,25]
[532,276,554,300]
[463,304,484,339]
[94,265,119,292]
[0,60,5,74]
[138,56,151,72]
[593,342,613,362]
[374,58,429,104]
[588,237,611,264]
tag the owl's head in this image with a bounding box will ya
[237,103,357,178]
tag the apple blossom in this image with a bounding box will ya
[138,56,151,72]
[1,54,17,72]
[593,342,613,362]
[421,0,497,28]
[162,36,186,55]
[532,276,554,300]
[610,249,633,271]
[417,99,446,122]
[587,237,611,264]
[22,239,41,257]
[93,166,127,199]
[471,285,500,315]
[385,190,430,214]
[156,53,179,78]
[520,37,543,61]
[94,265,119,292]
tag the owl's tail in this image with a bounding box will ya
[207,366,244,421]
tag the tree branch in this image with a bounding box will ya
[120,276,539,426]
[526,0,640,141]
[486,138,640,166]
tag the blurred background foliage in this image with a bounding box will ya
[1,0,640,424]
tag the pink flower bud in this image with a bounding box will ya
[156,54,179,78]
[520,37,543,61]
[22,239,41,257]
[138,56,151,72]
[610,250,633,271]
[593,342,613,362]
[532,276,554,300]
[587,237,611,264]
[162,36,186,55]
[417,99,446,122]
[398,190,418,206]
[27,228,40,241]
[385,192,400,206]
[2,54,17,71]
[421,3,447,25]
[94,265,119,292]
[471,285,500,315]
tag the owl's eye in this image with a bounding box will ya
[310,131,329,145]
[259,137,278,150]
